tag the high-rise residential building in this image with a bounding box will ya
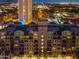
[18,0,32,25]
[0,21,79,58]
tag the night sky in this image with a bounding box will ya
[0,0,79,3]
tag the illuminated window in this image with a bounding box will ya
[41,39,44,41]
[62,31,72,36]
[14,31,24,36]
[52,47,56,50]
[41,46,44,49]
[0,26,3,29]
[1,36,6,39]
[15,44,19,47]
[1,32,5,35]
[62,31,72,39]
[76,36,79,39]
[41,42,44,45]
[33,33,38,38]
[41,35,44,38]
[41,50,44,53]
[66,36,72,39]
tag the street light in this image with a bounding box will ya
[47,57,52,59]
[31,56,37,59]
[64,56,73,59]
[22,55,28,59]
[58,55,63,59]
[12,56,19,59]
[40,56,45,59]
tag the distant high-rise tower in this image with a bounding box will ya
[18,0,32,25]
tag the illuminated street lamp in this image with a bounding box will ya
[22,55,28,59]
[31,56,37,59]
[64,56,73,59]
[12,56,19,59]
[40,56,45,59]
[58,55,63,59]
[47,57,52,59]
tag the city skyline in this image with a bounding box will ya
[0,0,79,59]
[0,0,79,3]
